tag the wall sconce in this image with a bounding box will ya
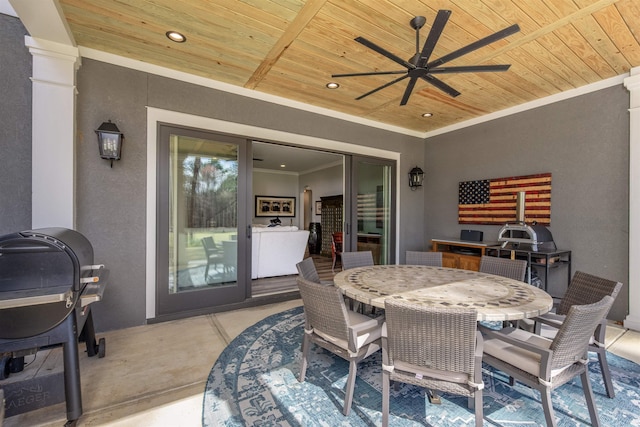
[95,120,124,168]
[408,166,424,190]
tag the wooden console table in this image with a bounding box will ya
[358,233,381,264]
[431,238,500,271]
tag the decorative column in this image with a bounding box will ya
[625,67,640,332]
[26,36,80,229]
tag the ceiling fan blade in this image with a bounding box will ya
[427,23,520,69]
[400,77,419,105]
[332,70,407,78]
[355,37,415,70]
[355,75,409,100]
[416,10,451,67]
[421,74,461,97]
[428,64,512,74]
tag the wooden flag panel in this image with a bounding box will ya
[458,173,551,225]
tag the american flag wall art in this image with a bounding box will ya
[458,173,551,225]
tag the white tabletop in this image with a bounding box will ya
[333,265,553,322]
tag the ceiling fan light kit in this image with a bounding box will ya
[332,10,520,105]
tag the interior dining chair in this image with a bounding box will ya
[479,255,527,281]
[296,258,333,285]
[331,232,343,272]
[297,277,384,416]
[481,295,615,427]
[341,250,374,270]
[201,236,223,279]
[382,300,483,427]
[405,250,443,267]
[529,271,623,398]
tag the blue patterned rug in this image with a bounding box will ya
[203,306,640,426]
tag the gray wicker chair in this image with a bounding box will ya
[297,277,384,416]
[296,257,333,285]
[405,250,443,267]
[481,295,615,427]
[479,255,527,281]
[201,236,223,279]
[340,251,375,313]
[382,300,483,427]
[530,271,623,398]
[341,251,374,270]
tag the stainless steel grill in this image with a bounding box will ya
[497,191,556,252]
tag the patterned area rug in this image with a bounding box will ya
[203,306,640,426]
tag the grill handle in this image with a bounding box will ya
[80,264,107,284]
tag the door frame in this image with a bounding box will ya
[155,124,251,315]
[145,107,400,320]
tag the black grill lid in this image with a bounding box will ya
[0,228,96,339]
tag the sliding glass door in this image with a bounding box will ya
[346,156,396,264]
[156,125,249,315]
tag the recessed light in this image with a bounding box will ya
[422,112,433,117]
[326,82,340,89]
[280,164,286,168]
[166,31,186,43]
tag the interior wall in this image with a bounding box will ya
[0,14,32,235]
[300,163,344,225]
[424,85,630,320]
[75,58,424,331]
[252,170,299,226]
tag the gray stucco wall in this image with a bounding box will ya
[75,59,425,331]
[0,14,31,235]
[424,86,630,321]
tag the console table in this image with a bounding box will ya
[357,233,381,264]
[431,238,500,271]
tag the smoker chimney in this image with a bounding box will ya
[515,191,526,223]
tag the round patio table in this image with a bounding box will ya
[332,265,553,322]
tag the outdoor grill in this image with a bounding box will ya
[0,227,108,425]
[497,191,556,252]
[498,222,556,252]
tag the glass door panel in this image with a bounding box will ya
[157,125,248,315]
[348,156,395,264]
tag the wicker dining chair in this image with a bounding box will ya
[296,258,333,285]
[201,236,224,279]
[479,255,527,281]
[297,277,384,416]
[340,251,375,313]
[530,271,623,398]
[405,250,443,267]
[481,295,615,427]
[341,251,374,270]
[382,300,483,427]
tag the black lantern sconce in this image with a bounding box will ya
[408,166,424,190]
[95,120,124,168]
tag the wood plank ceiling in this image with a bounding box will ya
[58,0,640,134]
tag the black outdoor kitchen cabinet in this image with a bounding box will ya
[486,247,571,298]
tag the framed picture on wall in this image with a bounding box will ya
[255,195,296,217]
[315,200,322,215]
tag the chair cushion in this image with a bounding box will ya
[347,310,383,348]
[483,327,552,377]
[315,310,382,351]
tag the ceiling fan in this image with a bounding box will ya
[332,10,520,105]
